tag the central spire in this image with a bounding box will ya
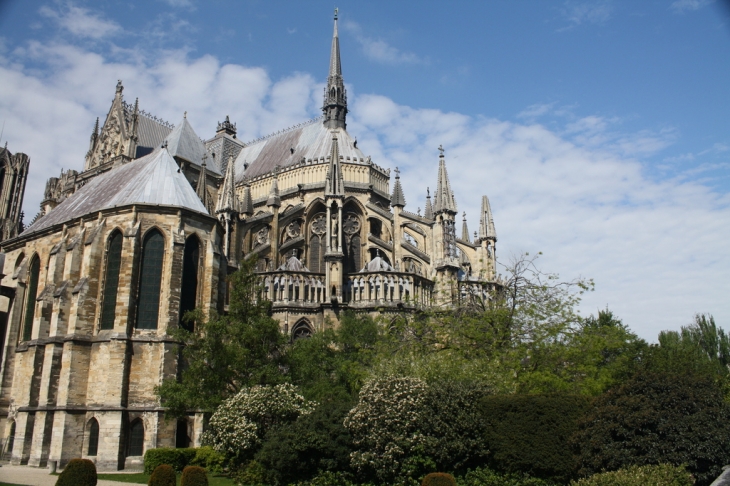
[323,8,348,129]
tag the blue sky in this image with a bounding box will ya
[0,0,729,340]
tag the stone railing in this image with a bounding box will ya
[344,271,434,307]
[457,280,501,305]
[259,271,328,304]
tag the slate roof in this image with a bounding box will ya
[711,467,730,486]
[165,117,222,175]
[233,120,366,182]
[128,108,172,159]
[22,148,208,236]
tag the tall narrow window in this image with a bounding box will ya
[100,231,123,330]
[179,236,200,331]
[128,419,144,456]
[22,256,40,341]
[87,419,99,456]
[6,421,15,454]
[309,213,326,273]
[175,420,190,448]
[136,230,164,330]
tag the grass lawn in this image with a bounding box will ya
[96,472,234,485]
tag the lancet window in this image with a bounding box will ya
[343,212,361,273]
[309,213,326,273]
[136,229,164,330]
[179,235,200,331]
[22,255,40,341]
[127,419,144,457]
[87,419,99,456]
[100,231,123,330]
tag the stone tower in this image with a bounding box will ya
[0,144,29,242]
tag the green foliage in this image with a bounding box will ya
[231,460,265,486]
[181,466,209,486]
[255,399,354,485]
[421,472,456,486]
[203,384,315,464]
[480,394,590,482]
[570,464,695,486]
[157,257,287,417]
[148,464,176,486]
[55,458,97,486]
[190,446,226,474]
[291,471,367,486]
[573,371,730,486]
[144,447,197,474]
[457,467,556,486]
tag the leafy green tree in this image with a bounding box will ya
[569,464,694,486]
[157,257,287,417]
[573,371,730,486]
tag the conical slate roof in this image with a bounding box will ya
[23,148,209,236]
[390,168,406,207]
[432,152,457,214]
[165,116,221,175]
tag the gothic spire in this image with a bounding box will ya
[424,187,434,220]
[461,211,470,242]
[390,167,406,208]
[322,8,347,129]
[267,168,281,207]
[215,155,238,216]
[478,195,497,242]
[432,146,457,215]
[196,154,210,210]
[324,132,346,197]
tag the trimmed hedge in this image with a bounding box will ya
[480,394,591,482]
[570,464,695,486]
[457,467,556,486]
[190,446,226,474]
[422,472,456,486]
[144,447,197,474]
[56,458,97,486]
[181,465,209,486]
[148,464,176,486]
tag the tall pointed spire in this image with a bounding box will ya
[216,155,238,216]
[322,8,348,129]
[196,154,210,211]
[424,187,433,220]
[461,211,470,242]
[432,146,457,215]
[390,167,406,208]
[478,195,497,242]
[325,132,346,197]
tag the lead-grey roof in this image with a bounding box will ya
[23,148,208,236]
[165,117,222,175]
[233,120,366,182]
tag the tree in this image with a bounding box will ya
[157,256,287,417]
[573,371,730,486]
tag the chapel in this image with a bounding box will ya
[0,11,498,470]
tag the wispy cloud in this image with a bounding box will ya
[559,1,613,30]
[343,21,427,66]
[160,0,196,8]
[39,2,122,40]
[670,0,715,13]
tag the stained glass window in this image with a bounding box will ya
[22,256,40,341]
[100,231,123,330]
[179,236,199,331]
[136,230,164,330]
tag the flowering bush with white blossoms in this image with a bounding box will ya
[203,383,315,462]
[344,376,432,484]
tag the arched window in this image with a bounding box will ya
[292,320,313,340]
[100,231,123,330]
[309,213,326,273]
[179,236,200,331]
[22,255,40,341]
[87,418,99,456]
[6,421,15,454]
[175,420,190,448]
[136,230,164,330]
[343,213,361,273]
[127,419,144,457]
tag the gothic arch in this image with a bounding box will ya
[86,418,100,456]
[127,418,144,457]
[22,253,40,341]
[305,200,327,274]
[136,228,165,330]
[180,234,202,331]
[100,229,124,331]
[291,319,313,340]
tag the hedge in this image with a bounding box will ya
[421,472,456,486]
[148,464,176,486]
[55,458,97,486]
[144,447,197,474]
[570,464,695,486]
[181,465,209,486]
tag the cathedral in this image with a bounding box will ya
[0,12,498,470]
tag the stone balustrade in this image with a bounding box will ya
[458,280,500,305]
[344,271,433,307]
[259,271,328,304]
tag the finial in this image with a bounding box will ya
[438,145,444,157]
[116,80,123,94]
[184,111,187,118]
[427,187,430,197]
[463,211,466,221]
[201,153,207,167]
[418,207,421,216]
[162,140,168,149]
[395,167,400,178]
[334,7,338,20]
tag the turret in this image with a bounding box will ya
[322,9,348,129]
[461,212,470,242]
[424,187,434,220]
[390,167,406,208]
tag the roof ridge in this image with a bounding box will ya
[242,115,324,147]
[123,101,175,130]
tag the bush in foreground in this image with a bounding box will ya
[421,472,456,486]
[148,464,176,486]
[457,466,556,486]
[181,465,209,486]
[144,447,197,474]
[570,464,694,486]
[55,458,97,486]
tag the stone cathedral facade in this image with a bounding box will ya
[0,12,498,471]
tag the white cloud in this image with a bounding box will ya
[343,21,426,66]
[39,3,122,39]
[1,30,729,343]
[671,0,714,13]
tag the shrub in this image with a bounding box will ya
[190,446,226,474]
[144,447,197,474]
[570,464,695,486]
[573,372,730,486]
[148,464,176,486]
[292,471,365,486]
[457,466,556,486]
[203,384,315,464]
[256,399,354,485]
[55,458,97,486]
[480,394,591,482]
[421,472,456,486]
[181,465,209,486]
